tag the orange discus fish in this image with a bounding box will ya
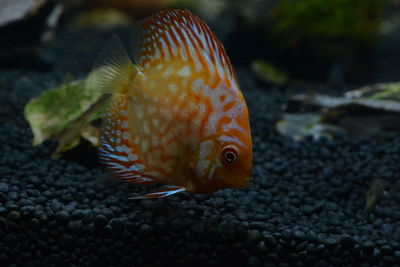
[89,9,252,199]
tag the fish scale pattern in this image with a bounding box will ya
[138,9,235,85]
[98,95,155,184]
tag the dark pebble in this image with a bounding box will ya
[394,250,400,259]
[248,256,261,267]
[8,191,18,200]
[0,217,7,228]
[8,211,20,220]
[67,220,83,233]
[81,209,93,223]
[0,183,9,193]
[293,230,306,240]
[27,176,40,186]
[55,211,69,224]
[214,197,225,207]
[246,230,262,245]
[340,234,355,248]
[264,234,277,247]
[381,245,393,255]
[76,192,86,202]
[138,224,152,238]
[0,206,7,216]
[109,218,125,230]
[94,215,108,228]
[20,205,35,216]
[362,241,375,255]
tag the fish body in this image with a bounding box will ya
[90,9,252,198]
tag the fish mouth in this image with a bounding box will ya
[239,175,252,187]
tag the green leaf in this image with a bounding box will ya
[345,82,400,101]
[24,76,109,156]
[251,60,290,85]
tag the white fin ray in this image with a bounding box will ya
[129,186,186,199]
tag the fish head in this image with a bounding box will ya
[192,97,253,193]
[214,134,253,189]
[210,85,253,191]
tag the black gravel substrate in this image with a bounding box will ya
[1,27,400,267]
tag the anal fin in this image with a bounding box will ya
[129,186,186,199]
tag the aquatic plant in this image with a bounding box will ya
[269,0,388,46]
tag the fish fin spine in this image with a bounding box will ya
[87,34,138,95]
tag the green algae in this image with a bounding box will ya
[269,0,388,46]
[251,60,290,85]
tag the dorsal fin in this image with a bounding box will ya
[87,34,138,95]
[135,9,236,83]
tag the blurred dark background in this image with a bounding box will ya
[0,0,399,87]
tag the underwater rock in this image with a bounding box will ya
[281,85,400,139]
[345,81,400,101]
[276,113,345,141]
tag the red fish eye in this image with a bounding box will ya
[222,146,238,165]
